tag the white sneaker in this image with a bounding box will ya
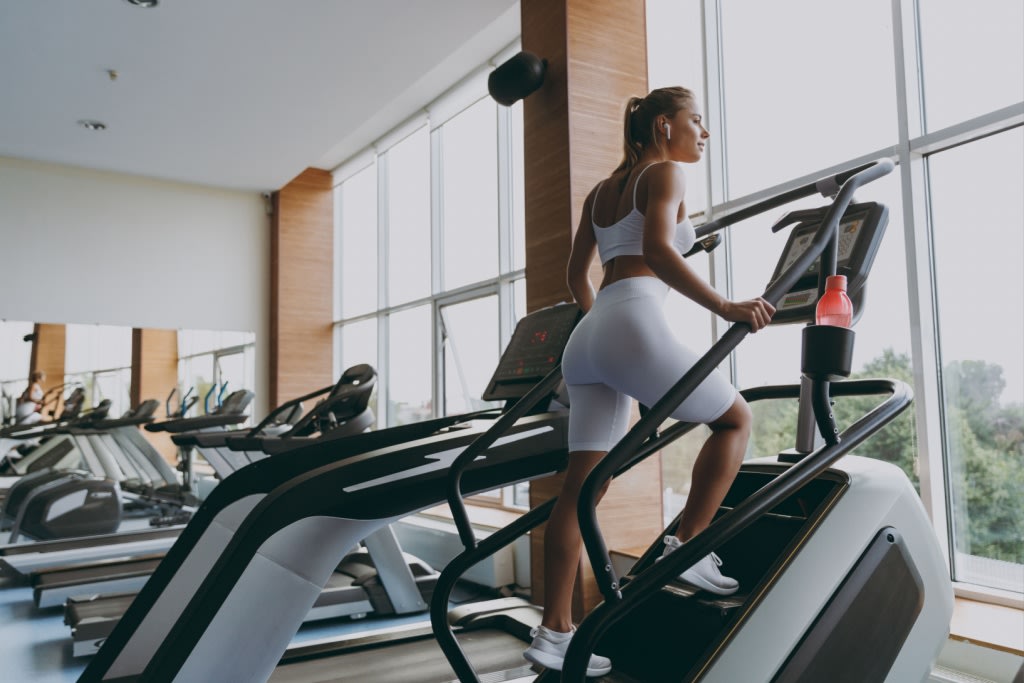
[658,535,739,595]
[523,624,613,677]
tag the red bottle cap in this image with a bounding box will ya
[825,275,848,291]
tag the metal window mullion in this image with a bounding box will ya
[496,103,516,349]
[435,282,500,309]
[893,0,951,566]
[431,126,445,418]
[431,127,444,297]
[701,0,736,384]
[701,0,728,210]
[378,153,392,426]
[434,298,445,417]
[333,185,343,323]
[338,273,522,327]
[177,344,252,363]
[378,313,390,427]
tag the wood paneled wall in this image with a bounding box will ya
[522,0,665,617]
[131,327,179,464]
[29,323,65,416]
[270,168,335,407]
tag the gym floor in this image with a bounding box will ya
[0,582,449,683]
[0,558,506,683]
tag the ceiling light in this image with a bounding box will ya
[78,120,108,131]
[123,0,158,7]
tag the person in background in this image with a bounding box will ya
[15,370,46,425]
[523,86,775,676]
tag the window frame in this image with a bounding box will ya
[332,44,527,512]
[687,0,1024,605]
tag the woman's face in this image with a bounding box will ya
[665,101,709,164]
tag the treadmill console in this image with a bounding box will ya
[482,303,582,402]
[769,201,888,325]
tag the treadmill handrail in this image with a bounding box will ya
[446,365,566,549]
[244,383,333,436]
[574,158,894,608]
[135,414,569,682]
[562,379,912,681]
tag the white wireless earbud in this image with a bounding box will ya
[664,123,671,140]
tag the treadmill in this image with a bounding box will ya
[78,302,581,683]
[63,364,471,656]
[144,387,255,497]
[1,387,317,587]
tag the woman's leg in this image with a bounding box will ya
[540,449,610,632]
[672,396,752,542]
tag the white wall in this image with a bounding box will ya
[0,156,270,415]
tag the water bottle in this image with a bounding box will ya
[815,275,853,327]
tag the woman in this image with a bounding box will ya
[15,370,46,425]
[523,87,775,676]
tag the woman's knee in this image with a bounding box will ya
[710,395,753,435]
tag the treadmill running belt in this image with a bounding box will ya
[270,629,530,683]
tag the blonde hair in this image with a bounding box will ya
[614,86,696,186]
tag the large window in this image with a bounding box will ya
[441,97,500,290]
[929,128,1024,591]
[335,164,378,320]
[65,324,132,416]
[649,1,1023,598]
[333,53,526,507]
[918,0,1024,132]
[717,0,898,199]
[0,320,34,425]
[387,127,431,306]
[177,329,255,418]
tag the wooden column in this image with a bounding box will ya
[131,328,179,464]
[270,168,335,407]
[522,0,665,618]
[29,323,66,417]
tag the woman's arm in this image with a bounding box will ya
[566,188,600,313]
[642,163,774,331]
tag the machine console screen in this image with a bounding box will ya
[482,304,581,401]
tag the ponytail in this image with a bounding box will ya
[612,86,696,189]
[614,96,646,181]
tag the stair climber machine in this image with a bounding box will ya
[77,302,583,683]
[62,364,421,656]
[433,159,953,683]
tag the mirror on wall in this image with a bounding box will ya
[0,320,255,428]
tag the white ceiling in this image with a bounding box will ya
[0,0,519,192]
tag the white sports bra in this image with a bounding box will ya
[592,163,695,265]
